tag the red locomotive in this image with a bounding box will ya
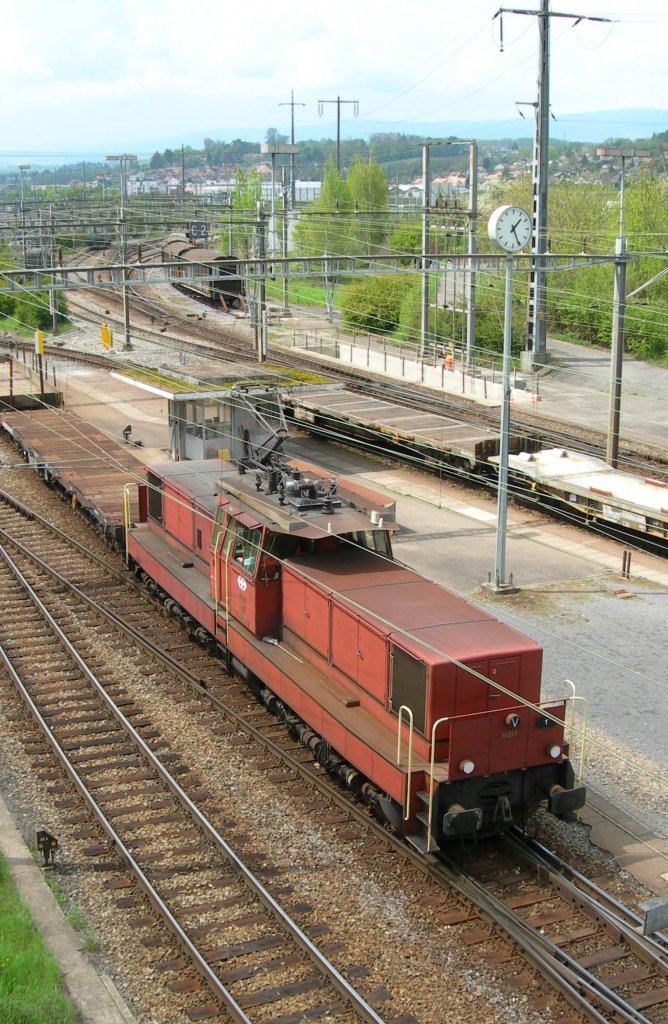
[125,420,585,849]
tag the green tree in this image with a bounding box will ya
[346,156,389,255]
[479,174,668,362]
[0,244,16,318]
[292,157,354,257]
[228,169,263,258]
[387,219,422,265]
[265,127,288,144]
[14,292,52,331]
[203,138,226,168]
[149,151,164,170]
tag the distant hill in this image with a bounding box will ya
[1,108,665,170]
[144,108,668,152]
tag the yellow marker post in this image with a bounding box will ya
[34,330,45,397]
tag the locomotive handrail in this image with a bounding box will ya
[223,524,231,637]
[122,483,133,563]
[396,705,414,822]
[561,679,589,794]
[211,520,225,630]
[427,716,450,853]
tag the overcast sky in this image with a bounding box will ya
[2,0,667,158]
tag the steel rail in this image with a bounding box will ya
[505,829,668,955]
[434,852,657,1024]
[0,538,388,1024]
[2,485,667,1021]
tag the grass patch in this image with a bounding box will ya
[0,316,34,337]
[474,586,557,614]
[261,363,332,386]
[112,365,217,392]
[265,280,329,307]
[0,854,78,1024]
[114,363,331,393]
[265,276,354,309]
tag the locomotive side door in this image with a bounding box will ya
[211,514,280,636]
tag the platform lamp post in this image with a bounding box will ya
[486,205,532,593]
[18,165,30,268]
[596,146,651,469]
[106,155,136,352]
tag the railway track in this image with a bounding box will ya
[118,247,668,465]
[0,475,665,1022]
[59,245,668,473]
[436,831,668,1024]
[0,494,393,1024]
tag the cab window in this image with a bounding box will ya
[226,521,262,575]
[340,529,391,556]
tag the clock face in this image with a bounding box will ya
[488,205,532,252]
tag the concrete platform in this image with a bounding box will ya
[581,790,668,897]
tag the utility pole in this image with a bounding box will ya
[50,208,58,334]
[106,155,136,352]
[420,142,431,358]
[260,143,298,255]
[106,154,136,220]
[181,145,186,203]
[445,139,479,368]
[318,96,359,172]
[281,166,289,313]
[278,89,305,209]
[119,211,132,351]
[18,165,30,268]
[597,146,651,468]
[466,141,479,368]
[255,203,267,363]
[495,3,612,367]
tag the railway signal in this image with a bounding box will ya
[36,829,58,866]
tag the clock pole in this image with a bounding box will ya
[486,206,529,593]
[489,252,517,592]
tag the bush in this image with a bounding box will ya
[340,274,414,335]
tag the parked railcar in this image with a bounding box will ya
[282,390,668,550]
[495,448,668,544]
[84,224,114,250]
[161,235,245,313]
[124,441,585,849]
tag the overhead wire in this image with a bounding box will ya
[1,375,665,797]
[5,260,667,696]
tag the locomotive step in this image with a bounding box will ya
[405,832,432,855]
